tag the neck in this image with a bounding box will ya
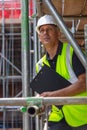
[46,43,58,59]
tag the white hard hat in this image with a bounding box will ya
[36,15,58,33]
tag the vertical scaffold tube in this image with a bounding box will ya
[21,0,30,130]
[84,24,87,91]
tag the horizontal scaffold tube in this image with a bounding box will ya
[0,97,87,106]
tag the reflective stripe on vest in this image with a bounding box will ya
[66,44,78,83]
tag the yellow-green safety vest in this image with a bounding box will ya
[36,43,87,127]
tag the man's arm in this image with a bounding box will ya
[40,51,86,97]
[40,73,86,97]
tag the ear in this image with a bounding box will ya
[57,30,61,40]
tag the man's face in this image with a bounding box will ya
[38,24,60,46]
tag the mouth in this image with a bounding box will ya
[43,37,50,41]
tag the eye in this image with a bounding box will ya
[39,27,53,35]
[39,29,44,34]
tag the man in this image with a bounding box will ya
[35,15,87,130]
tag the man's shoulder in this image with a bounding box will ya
[37,55,46,63]
[36,54,46,66]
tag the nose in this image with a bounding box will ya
[43,29,49,34]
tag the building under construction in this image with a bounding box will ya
[0,0,87,130]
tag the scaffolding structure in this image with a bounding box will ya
[0,0,21,129]
[0,0,32,129]
[0,0,87,130]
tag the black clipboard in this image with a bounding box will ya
[30,65,71,94]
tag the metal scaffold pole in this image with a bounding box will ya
[84,24,87,90]
[21,0,30,130]
[43,0,86,68]
[0,97,87,106]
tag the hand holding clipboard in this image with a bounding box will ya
[30,65,71,94]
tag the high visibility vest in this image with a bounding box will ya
[36,43,87,127]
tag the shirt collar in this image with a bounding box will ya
[46,41,63,60]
